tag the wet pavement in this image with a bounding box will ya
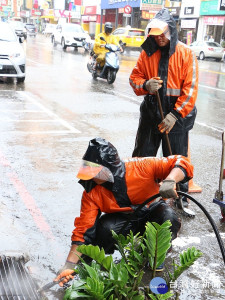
[0,34,225,299]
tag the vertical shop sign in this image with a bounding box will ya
[186,31,192,45]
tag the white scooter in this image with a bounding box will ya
[87,37,125,84]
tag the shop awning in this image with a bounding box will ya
[41,15,55,19]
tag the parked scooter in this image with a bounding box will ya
[87,37,125,84]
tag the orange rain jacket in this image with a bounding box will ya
[129,9,198,133]
[129,43,198,119]
[71,155,193,245]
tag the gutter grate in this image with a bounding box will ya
[0,255,40,300]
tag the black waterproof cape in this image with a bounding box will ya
[78,137,131,208]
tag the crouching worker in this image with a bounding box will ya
[54,137,193,286]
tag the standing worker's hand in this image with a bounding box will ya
[158,112,177,134]
[159,179,178,199]
[54,261,76,287]
[145,77,163,93]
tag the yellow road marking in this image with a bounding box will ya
[199,68,225,75]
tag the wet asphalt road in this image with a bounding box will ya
[0,34,225,299]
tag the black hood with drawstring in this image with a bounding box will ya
[142,8,178,58]
[78,137,131,207]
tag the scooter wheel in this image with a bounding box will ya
[107,70,116,84]
[92,72,97,79]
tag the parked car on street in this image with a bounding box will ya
[24,24,37,37]
[111,26,145,52]
[42,23,57,36]
[0,22,26,83]
[8,21,27,40]
[51,23,91,50]
[189,40,225,61]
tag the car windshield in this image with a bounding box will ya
[64,24,85,33]
[128,30,144,37]
[206,42,221,47]
[26,24,35,29]
[0,23,17,42]
[9,21,24,30]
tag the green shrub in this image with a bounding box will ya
[63,220,202,299]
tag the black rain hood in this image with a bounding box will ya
[78,137,131,208]
[142,8,178,58]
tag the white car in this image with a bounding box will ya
[189,40,225,61]
[51,23,91,50]
[0,22,26,83]
[8,21,27,40]
[43,23,57,36]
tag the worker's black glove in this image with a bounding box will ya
[158,112,177,134]
[159,179,178,199]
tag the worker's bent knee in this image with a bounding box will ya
[94,213,132,253]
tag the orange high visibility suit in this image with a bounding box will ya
[71,140,193,245]
[129,8,198,201]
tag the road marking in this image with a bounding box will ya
[195,121,223,133]
[0,150,54,240]
[18,91,80,133]
[199,68,225,75]
[0,149,64,259]
[26,58,46,67]
[199,84,225,93]
[1,120,67,122]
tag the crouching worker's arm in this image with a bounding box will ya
[54,244,81,286]
[159,167,185,199]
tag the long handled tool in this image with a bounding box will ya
[37,271,76,293]
[155,91,195,217]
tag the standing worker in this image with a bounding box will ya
[129,8,198,207]
[54,137,193,285]
[92,22,122,74]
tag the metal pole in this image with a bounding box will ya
[100,9,103,32]
[115,8,118,28]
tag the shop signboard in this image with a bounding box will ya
[180,0,201,18]
[0,0,7,5]
[166,7,180,17]
[181,18,197,28]
[101,0,140,9]
[142,10,156,19]
[82,15,97,21]
[84,6,97,15]
[55,9,80,19]
[140,0,163,11]
[200,0,225,15]
[203,15,225,25]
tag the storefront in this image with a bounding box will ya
[101,0,141,30]
[81,1,102,38]
[197,0,225,44]
[179,0,201,44]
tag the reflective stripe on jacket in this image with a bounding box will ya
[129,42,198,119]
[71,155,193,244]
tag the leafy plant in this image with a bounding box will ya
[63,220,202,299]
